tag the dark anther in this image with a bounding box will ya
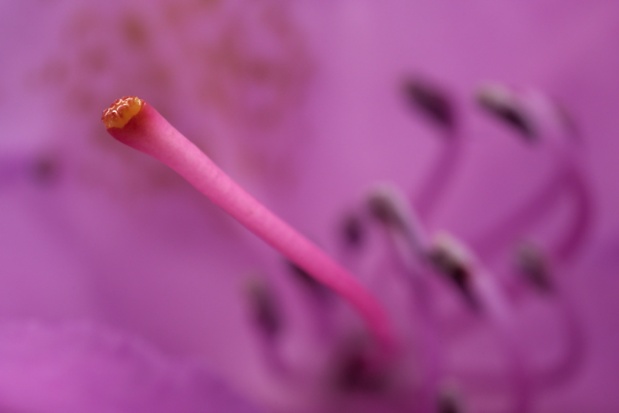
[516,244,553,294]
[438,391,462,413]
[332,346,388,394]
[340,214,365,249]
[429,247,478,310]
[367,193,407,230]
[31,156,60,185]
[402,77,456,130]
[245,278,283,338]
[476,86,536,140]
[286,260,331,301]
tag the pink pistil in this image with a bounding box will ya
[102,97,396,352]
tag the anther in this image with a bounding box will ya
[403,77,456,130]
[244,277,283,338]
[339,213,365,250]
[438,233,531,413]
[428,233,477,310]
[102,97,396,352]
[0,154,60,188]
[515,243,553,294]
[286,260,331,301]
[366,183,428,257]
[367,185,410,230]
[476,83,536,140]
[438,388,464,413]
[331,340,390,394]
[31,156,60,186]
[428,233,531,413]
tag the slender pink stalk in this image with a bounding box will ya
[366,186,442,413]
[471,266,531,413]
[413,130,463,222]
[102,97,396,351]
[431,234,531,413]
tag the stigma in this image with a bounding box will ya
[101,96,144,129]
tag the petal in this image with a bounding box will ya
[0,321,262,413]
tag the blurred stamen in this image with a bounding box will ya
[475,85,592,262]
[403,77,463,219]
[431,233,532,413]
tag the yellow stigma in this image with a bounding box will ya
[102,96,144,129]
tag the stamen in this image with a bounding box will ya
[430,233,531,413]
[515,243,553,293]
[472,172,563,258]
[243,276,295,377]
[476,83,535,140]
[364,184,443,409]
[339,213,365,250]
[403,77,463,219]
[367,183,428,254]
[474,85,592,262]
[402,77,456,130]
[535,291,585,389]
[0,154,60,188]
[286,260,332,301]
[368,185,411,230]
[330,339,390,394]
[513,245,585,389]
[102,97,396,352]
[438,389,463,413]
[244,277,283,338]
[554,169,591,260]
[31,156,60,185]
[366,184,432,279]
[285,259,336,342]
[428,233,477,309]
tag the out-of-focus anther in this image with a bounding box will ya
[367,183,428,255]
[244,277,283,339]
[438,386,464,413]
[474,84,592,262]
[428,233,477,310]
[339,213,366,250]
[515,243,553,294]
[429,232,531,413]
[476,83,536,140]
[0,154,61,189]
[403,76,463,219]
[330,338,391,394]
[286,260,332,302]
[403,77,457,130]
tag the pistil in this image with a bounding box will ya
[102,96,396,352]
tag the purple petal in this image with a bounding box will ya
[0,321,263,413]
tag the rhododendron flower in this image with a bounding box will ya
[1,1,619,412]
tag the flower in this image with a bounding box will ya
[2,1,619,412]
